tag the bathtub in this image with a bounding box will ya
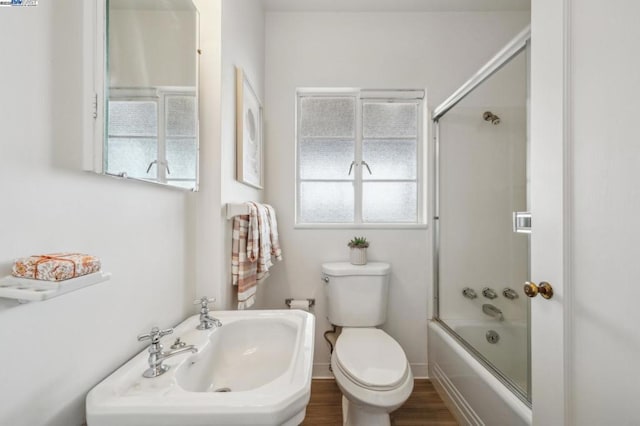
[428,320,532,426]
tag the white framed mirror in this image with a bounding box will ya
[84,0,200,191]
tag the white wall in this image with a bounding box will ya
[192,0,223,311]
[264,11,530,377]
[0,0,220,424]
[567,1,640,423]
[219,0,265,309]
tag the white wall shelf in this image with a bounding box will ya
[0,271,111,303]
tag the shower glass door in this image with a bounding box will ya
[435,47,530,401]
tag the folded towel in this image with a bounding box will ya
[264,204,283,261]
[231,202,283,309]
[250,202,274,281]
[12,253,101,282]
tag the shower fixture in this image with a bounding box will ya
[482,304,504,321]
[462,287,478,299]
[482,287,498,299]
[483,111,501,125]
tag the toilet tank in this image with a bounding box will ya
[322,262,391,327]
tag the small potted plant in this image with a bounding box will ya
[348,236,369,265]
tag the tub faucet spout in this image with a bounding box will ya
[482,304,504,321]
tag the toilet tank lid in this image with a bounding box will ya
[321,262,390,276]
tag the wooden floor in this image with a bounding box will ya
[302,379,458,426]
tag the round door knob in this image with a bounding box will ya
[523,281,554,299]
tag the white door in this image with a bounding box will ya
[529,0,568,424]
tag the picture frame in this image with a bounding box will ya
[236,67,263,189]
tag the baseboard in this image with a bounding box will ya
[410,363,428,379]
[313,363,333,378]
[312,363,429,379]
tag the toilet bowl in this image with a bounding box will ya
[331,328,414,426]
[322,262,413,426]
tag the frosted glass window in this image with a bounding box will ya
[166,138,197,179]
[296,91,423,225]
[299,139,355,180]
[363,139,417,180]
[299,97,355,138]
[363,102,417,138]
[106,138,158,179]
[363,182,417,222]
[166,96,196,137]
[108,101,157,137]
[299,182,354,223]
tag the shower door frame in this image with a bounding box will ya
[432,25,532,405]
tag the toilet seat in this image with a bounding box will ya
[335,328,409,391]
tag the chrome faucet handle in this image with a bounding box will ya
[502,287,519,300]
[137,327,174,344]
[462,287,478,299]
[194,297,222,330]
[194,297,216,310]
[482,287,498,300]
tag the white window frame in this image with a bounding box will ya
[295,88,428,229]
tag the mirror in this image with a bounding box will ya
[96,0,199,190]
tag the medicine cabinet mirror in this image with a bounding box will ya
[85,0,200,190]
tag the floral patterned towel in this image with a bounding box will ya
[12,253,101,282]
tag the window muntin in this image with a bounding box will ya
[296,90,424,226]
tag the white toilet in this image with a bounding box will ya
[322,262,413,426]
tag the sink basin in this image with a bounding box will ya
[86,310,315,426]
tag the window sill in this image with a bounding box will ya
[294,223,428,230]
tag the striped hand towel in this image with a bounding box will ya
[231,214,258,309]
[232,202,283,309]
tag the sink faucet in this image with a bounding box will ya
[194,297,222,330]
[137,327,197,378]
[482,304,504,321]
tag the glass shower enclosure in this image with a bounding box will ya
[433,27,531,402]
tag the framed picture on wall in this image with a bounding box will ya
[236,67,263,189]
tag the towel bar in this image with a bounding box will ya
[226,203,251,219]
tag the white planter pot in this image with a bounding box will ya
[349,247,367,265]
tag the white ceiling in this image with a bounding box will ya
[262,0,530,12]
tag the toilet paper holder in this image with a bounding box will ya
[285,298,316,308]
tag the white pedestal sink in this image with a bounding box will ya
[86,310,315,426]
